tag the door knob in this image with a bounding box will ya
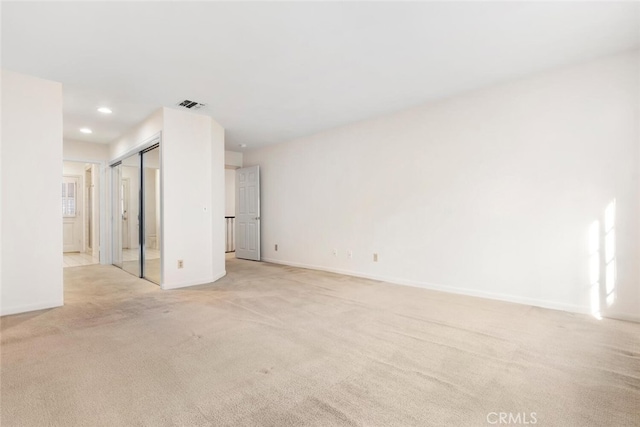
[254,217,260,220]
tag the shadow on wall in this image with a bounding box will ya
[589,199,617,320]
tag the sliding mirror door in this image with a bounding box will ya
[120,153,141,277]
[112,163,123,268]
[142,146,161,284]
[111,142,161,285]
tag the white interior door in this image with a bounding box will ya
[62,176,82,253]
[236,165,260,261]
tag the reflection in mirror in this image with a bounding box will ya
[121,153,140,277]
[143,146,161,285]
[112,163,123,268]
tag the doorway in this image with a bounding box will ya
[85,166,95,255]
[235,165,261,261]
[62,161,101,268]
[111,144,162,285]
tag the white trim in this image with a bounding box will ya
[0,299,63,317]
[109,132,162,166]
[161,270,226,290]
[604,312,640,323]
[109,134,163,283]
[158,143,164,287]
[261,257,592,316]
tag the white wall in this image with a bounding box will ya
[225,150,243,168]
[62,161,87,178]
[212,121,226,279]
[64,139,108,163]
[162,108,226,289]
[1,70,63,315]
[162,107,212,288]
[245,50,640,321]
[225,169,236,217]
[110,109,163,160]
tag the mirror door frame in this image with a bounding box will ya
[109,133,162,286]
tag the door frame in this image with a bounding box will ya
[235,165,261,261]
[84,165,93,255]
[109,132,163,286]
[61,158,106,263]
[62,174,82,253]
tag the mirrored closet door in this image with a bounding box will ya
[111,143,161,285]
[111,163,123,269]
[142,146,161,284]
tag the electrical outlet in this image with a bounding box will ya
[373,253,378,262]
[332,248,338,256]
[348,250,353,259]
[275,244,278,251]
[177,260,184,269]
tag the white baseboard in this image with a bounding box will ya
[0,299,64,317]
[261,257,592,316]
[161,270,226,290]
[604,312,640,323]
[211,270,227,283]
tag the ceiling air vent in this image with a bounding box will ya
[177,99,206,110]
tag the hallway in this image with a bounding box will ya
[63,252,99,268]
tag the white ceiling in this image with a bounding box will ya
[2,2,639,150]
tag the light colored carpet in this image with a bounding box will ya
[1,259,639,426]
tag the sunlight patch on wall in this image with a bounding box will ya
[589,220,601,319]
[588,199,617,319]
[604,200,616,307]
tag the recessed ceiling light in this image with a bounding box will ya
[97,107,112,114]
[80,128,93,134]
